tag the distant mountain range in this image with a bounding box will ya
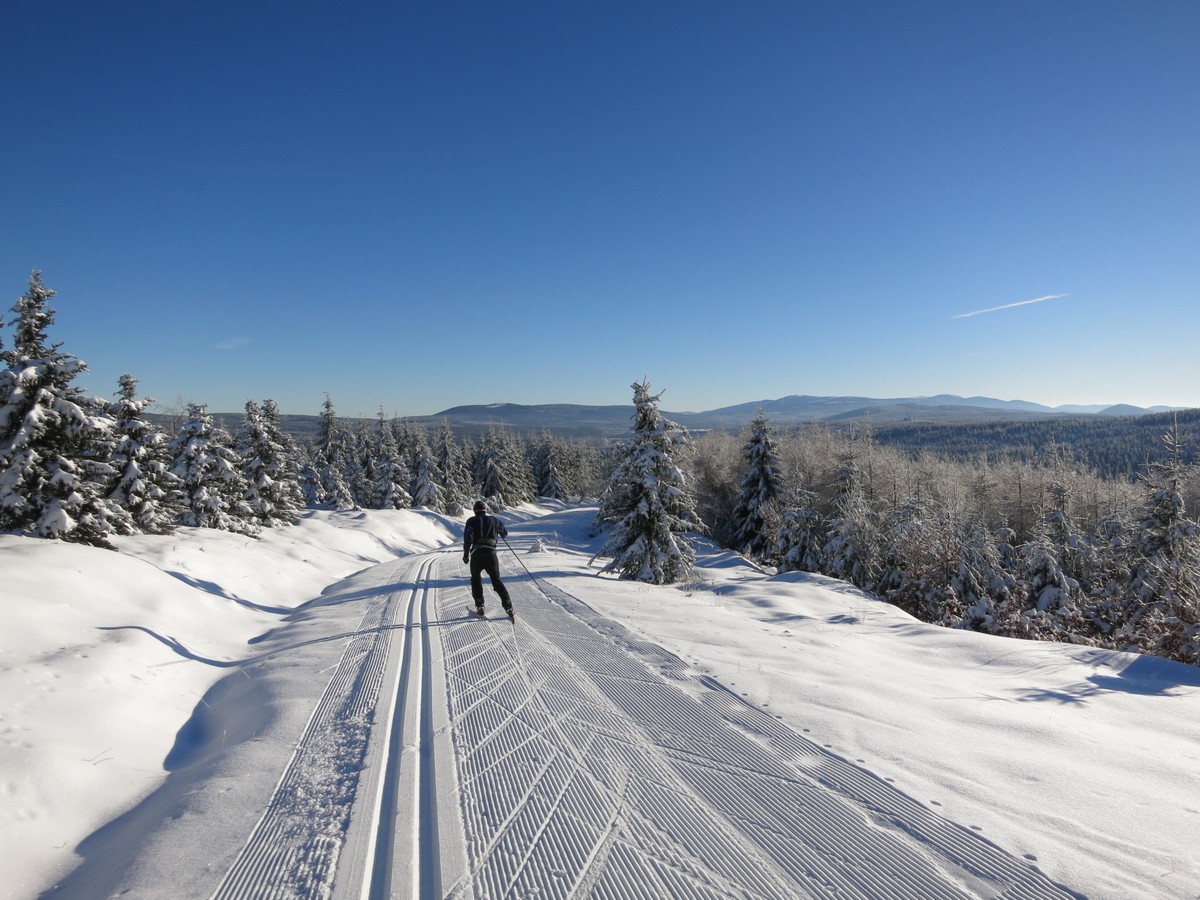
[413,394,1187,437]
[181,394,1188,444]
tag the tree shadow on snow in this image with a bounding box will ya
[1016,654,1200,704]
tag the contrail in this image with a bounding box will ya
[953,293,1069,319]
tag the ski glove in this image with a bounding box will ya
[462,553,469,564]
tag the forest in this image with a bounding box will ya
[870,409,1200,480]
[3,272,1198,668]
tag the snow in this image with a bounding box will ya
[2,503,1198,898]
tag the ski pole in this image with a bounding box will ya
[502,534,550,599]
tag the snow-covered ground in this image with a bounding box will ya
[3,503,1198,898]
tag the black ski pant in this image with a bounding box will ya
[469,548,512,610]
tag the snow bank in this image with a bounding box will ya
[0,508,456,898]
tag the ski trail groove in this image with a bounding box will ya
[364,551,442,900]
[209,555,436,900]
[435,549,1082,899]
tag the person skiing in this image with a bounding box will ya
[462,500,514,619]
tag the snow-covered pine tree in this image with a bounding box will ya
[876,496,965,624]
[822,489,879,591]
[0,272,119,546]
[728,410,783,559]
[593,380,701,584]
[434,421,471,515]
[408,427,444,509]
[296,443,325,507]
[954,522,1018,632]
[107,373,180,534]
[261,399,306,519]
[774,492,825,574]
[345,423,373,508]
[371,411,412,509]
[1122,422,1200,663]
[474,428,535,509]
[237,399,305,526]
[312,395,355,509]
[530,431,572,500]
[1018,519,1083,640]
[169,403,259,535]
[821,444,880,591]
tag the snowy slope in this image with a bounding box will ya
[3,505,1199,899]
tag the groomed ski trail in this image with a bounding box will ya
[44,525,1085,899]
[434,541,1081,900]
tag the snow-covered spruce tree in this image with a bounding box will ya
[774,491,825,574]
[821,443,881,591]
[474,428,535,509]
[433,421,471,515]
[593,380,702,584]
[729,410,783,559]
[531,431,574,500]
[344,423,373,508]
[566,439,601,499]
[1121,423,1200,663]
[169,403,258,535]
[876,498,933,603]
[822,489,879,591]
[1017,519,1085,641]
[954,522,1019,633]
[296,443,324,507]
[371,411,412,509]
[107,373,181,534]
[311,395,355,509]
[408,428,444,509]
[0,272,119,546]
[237,399,305,526]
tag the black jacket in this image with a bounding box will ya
[463,513,507,558]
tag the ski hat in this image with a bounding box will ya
[473,500,487,513]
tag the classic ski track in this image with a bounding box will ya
[200,532,1084,899]
[209,554,438,900]
[436,543,1082,900]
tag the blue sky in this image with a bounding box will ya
[3,1,1197,417]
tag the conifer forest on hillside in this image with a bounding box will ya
[3,271,1198,667]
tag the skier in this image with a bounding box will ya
[463,500,515,619]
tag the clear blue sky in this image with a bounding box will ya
[3,1,1197,417]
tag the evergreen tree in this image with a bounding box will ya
[954,523,1018,632]
[407,427,443,509]
[371,411,412,509]
[107,374,180,534]
[169,403,258,535]
[237,399,305,526]
[822,489,879,591]
[344,423,372,508]
[475,429,535,508]
[0,272,118,546]
[433,421,471,515]
[1018,520,1083,639]
[774,495,825,573]
[593,381,701,584]
[312,395,355,509]
[296,443,325,507]
[729,410,783,559]
[531,431,573,500]
[1122,423,1200,662]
